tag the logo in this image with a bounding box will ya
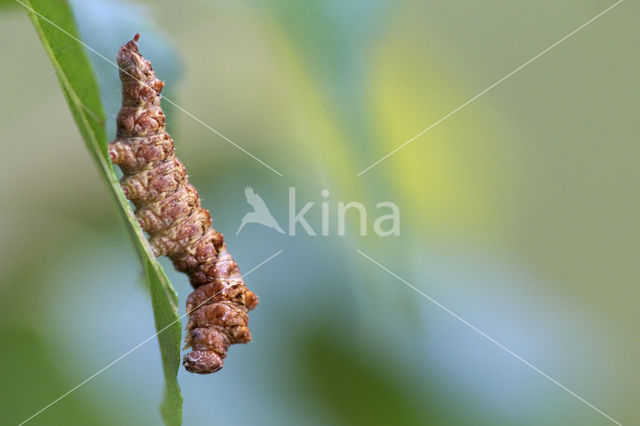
[236,187,285,235]
[237,187,400,237]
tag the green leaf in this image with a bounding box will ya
[22,0,183,424]
[0,0,18,9]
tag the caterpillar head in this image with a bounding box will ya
[183,350,224,374]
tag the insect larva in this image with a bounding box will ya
[108,34,258,374]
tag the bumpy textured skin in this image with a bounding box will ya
[108,35,258,374]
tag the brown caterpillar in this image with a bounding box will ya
[108,34,258,374]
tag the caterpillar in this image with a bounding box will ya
[108,34,258,374]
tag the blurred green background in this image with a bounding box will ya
[1,0,638,424]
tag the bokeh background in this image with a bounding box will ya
[1,0,638,424]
